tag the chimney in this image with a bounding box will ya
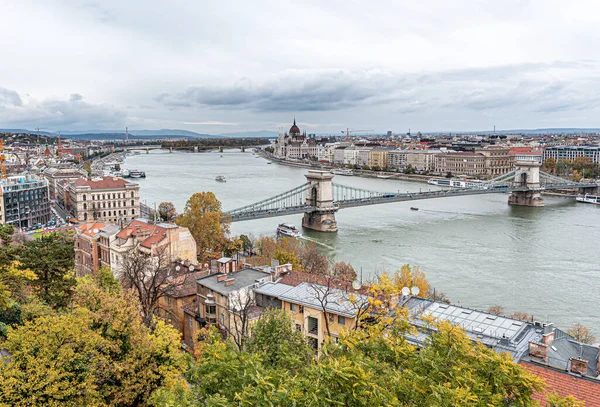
[217,274,227,282]
[225,278,235,286]
[528,341,548,362]
[569,358,588,376]
[542,323,555,345]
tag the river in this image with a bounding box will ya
[125,149,600,330]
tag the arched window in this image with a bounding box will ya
[131,192,134,198]
[118,210,122,216]
[82,195,86,201]
[132,209,135,215]
[112,193,115,199]
[102,194,105,200]
[131,199,134,206]
[84,213,87,220]
[103,212,106,217]
[83,203,87,210]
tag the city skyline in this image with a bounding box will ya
[2,1,600,133]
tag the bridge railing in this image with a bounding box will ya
[225,182,312,217]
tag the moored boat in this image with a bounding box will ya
[428,178,485,188]
[129,170,146,178]
[331,168,353,176]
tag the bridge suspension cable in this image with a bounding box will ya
[225,182,312,218]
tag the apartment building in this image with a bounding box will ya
[369,147,394,169]
[42,167,87,199]
[0,175,51,228]
[182,267,272,351]
[74,219,196,278]
[543,146,600,163]
[405,150,440,172]
[475,147,513,176]
[67,176,140,224]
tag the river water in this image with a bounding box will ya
[126,149,600,330]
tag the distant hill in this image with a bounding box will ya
[216,130,278,138]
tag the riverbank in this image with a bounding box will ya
[256,150,431,184]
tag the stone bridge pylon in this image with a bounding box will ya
[508,161,544,207]
[302,171,339,232]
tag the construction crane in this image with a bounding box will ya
[341,128,374,141]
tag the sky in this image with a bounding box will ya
[2,0,600,134]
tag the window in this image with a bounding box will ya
[290,303,296,312]
[83,203,86,210]
[295,323,302,332]
[299,305,304,314]
[131,192,134,198]
[132,209,135,215]
[338,315,346,326]
[82,194,86,201]
[205,305,216,315]
[308,316,318,335]
[329,313,334,323]
[131,199,134,206]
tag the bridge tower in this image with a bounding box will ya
[508,161,544,207]
[302,171,339,232]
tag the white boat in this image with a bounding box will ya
[277,223,301,238]
[576,194,600,205]
[428,178,485,189]
[215,175,226,182]
[377,174,393,179]
[331,168,353,176]
[129,170,146,178]
[267,161,272,164]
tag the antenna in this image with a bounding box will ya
[126,127,129,141]
[401,287,410,296]
[411,286,420,296]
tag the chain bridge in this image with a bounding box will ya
[225,161,598,232]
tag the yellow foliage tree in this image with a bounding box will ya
[392,264,430,297]
[0,261,36,309]
[176,192,230,263]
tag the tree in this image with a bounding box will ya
[509,311,533,321]
[331,261,357,281]
[82,161,92,175]
[17,232,75,309]
[158,201,177,222]
[392,264,430,297]
[567,323,596,344]
[542,157,557,174]
[223,287,258,351]
[246,309,313,370]
[299,241,328,275]
[239,234,254,255]
[176,192,230,263]
[488,304,505,315]
[118,245,187,327]
[0,278,185,407]
[0,261,36,309]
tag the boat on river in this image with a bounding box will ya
[215,175,226,182]
[428,178,485,188]
[576,194,600,205]
[331,168,353,176]
[129,170,146,178]
[277,223,301,238]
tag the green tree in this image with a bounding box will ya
[542,157,557,174]
[247,309,313,370]
[18,232,75,309]
[0,261,36,309]
[82,161,92,175]
[176,192,230,262]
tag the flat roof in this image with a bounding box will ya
[198,268,271,296]
[277,282,369,318]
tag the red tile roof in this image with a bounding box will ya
[520,361,600,406]
[77,222,107,238]
[72,176,134,190]
[116,219,168,248]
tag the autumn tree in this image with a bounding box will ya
[299,240,328,275]
[567,323,596,344]
[488,304,505,315]
[331,261,357,281]
[542,157,556,174]
[0,278,185,407]
[118,245,187,327]
[158,201,177,222]
[176,192,230,263]
[392,264,430,297]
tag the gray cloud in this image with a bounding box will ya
[0,88,127,130]
[0,87,23,107]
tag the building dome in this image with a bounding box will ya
[289,118,301,135]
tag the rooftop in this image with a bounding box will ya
[197,268,271,296]
[71,176,137,190]
[277,282,369,318]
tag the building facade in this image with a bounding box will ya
[274,119,318,160]
[42,167,88,199]
[67,176,140,224]
[543,146,600,163]
[0,175,51,228]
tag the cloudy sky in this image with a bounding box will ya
[2,0,600,134]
